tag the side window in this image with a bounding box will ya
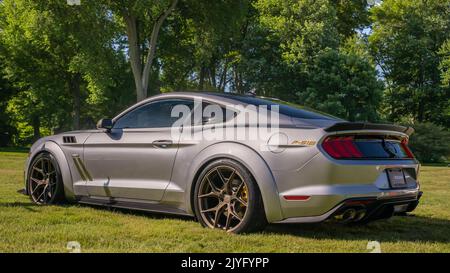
[113,99,194,129]
[201,102,236,125]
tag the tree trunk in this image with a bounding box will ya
[198,65,206,90]
[417,99,424,122]
[123,0,178,102]
[31,115,40,142]
[209,65,216,89]
[219,60,229,92]
[124,15,145,101]
[233,66,243,93]
[70,73,81,130]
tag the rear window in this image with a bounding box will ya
[214,94,339,120]
[354,139,410,159]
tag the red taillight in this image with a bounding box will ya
[322,136,363,159]
[322,135,415,159]
[400,139,415,158]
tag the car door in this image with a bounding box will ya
[82,98,194,201]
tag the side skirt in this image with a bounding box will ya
[76,196,193,217]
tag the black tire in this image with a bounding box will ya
[27,152,65,204]
[193,158,267,233]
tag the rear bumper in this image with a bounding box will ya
[272,145,420,220]
[275,191,422,224]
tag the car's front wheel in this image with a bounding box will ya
[27,152,65,205]
[193,159,267,233]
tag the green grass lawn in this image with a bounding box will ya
[0,149,449,253]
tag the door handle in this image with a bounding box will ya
[152,140,173,148]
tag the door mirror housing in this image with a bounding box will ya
[96,118,113,131]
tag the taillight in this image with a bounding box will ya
[400,139,415,158]
[322,135,415,159]
[322,136,363,158]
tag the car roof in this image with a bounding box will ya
[149,91,255,104]
[114,91,341,123]
[154,92,340,120]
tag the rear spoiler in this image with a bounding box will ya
[325,122,414,136]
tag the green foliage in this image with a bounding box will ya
[235,13,304,100]
[370,0,450,127]
[159,0,251,92]
[439,39,450,87]
[0,0,133,143]
[252,0,381,121]
[299,46,383,121]
[0,61,17,146]
[331,0,370,38]
[408,122,450,163]
[255,0,339,66]
[0,0,448,147]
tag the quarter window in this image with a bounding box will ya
[200,102,236,125]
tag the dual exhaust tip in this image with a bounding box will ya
[333,208,366,223]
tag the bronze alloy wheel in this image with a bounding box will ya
[29,154,59,204]
[197,165,249,232]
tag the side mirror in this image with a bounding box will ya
[96,118,113,131]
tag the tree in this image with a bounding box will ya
[106,0,179,101]
[331,0,371,38]
[408,122,450,163]
[0,52,17,146]
[157,0,250,93]
[0,0,124,137]
[235,16,304,100]
[370,0,450,127]
[439,39,450,87]
[255,0,339,67]
[299,46,383,121]
[1,0,69,138]
[249,0,382,120]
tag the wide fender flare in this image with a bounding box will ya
[184,142,284,223]
[26,141,76,202]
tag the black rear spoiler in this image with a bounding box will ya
[325,122,414,136]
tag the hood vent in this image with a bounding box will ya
[63,136,77,144]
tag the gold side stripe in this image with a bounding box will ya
[77,158,93,181]
[73,157,87,181]
[72,156,93,181]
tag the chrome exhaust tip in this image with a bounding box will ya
[354,209,367,222]
[334,208,358,223]
[342,208,357,223]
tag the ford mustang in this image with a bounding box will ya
[24,92,422,233]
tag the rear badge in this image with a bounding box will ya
[291,140,316,146]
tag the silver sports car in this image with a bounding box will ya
[24,92,422,233]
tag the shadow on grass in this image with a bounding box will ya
[3,200,449,244]
[0,147,29,153]
[0,200,196,223]
[83,203,196,222]
[0,201,40,212]
[266,215,450,243]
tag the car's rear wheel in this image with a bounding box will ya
[28,152,65,204]
[193,159,267,233]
